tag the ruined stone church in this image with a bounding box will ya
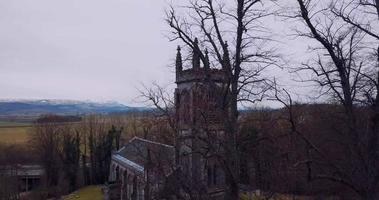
[109,40,228,199]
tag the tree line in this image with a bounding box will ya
[0,112,174,200]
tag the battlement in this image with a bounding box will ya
[174,40,229,84]
[176,67,227,84]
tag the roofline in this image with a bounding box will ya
[112,154,144,173]
[117,146,126,153]
[130,136,174,149]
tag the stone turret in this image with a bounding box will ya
[176,46,182,77]
[174,40,227,190]
[222,41,231,70]
[192,38,200,70]
[175,40,227,84]
[204,49,210,69]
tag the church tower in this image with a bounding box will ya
[174,39,228,191]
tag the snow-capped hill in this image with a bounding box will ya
[0,99,146,116]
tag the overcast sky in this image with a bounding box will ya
[0,0,313,107]
[0,0,179,105]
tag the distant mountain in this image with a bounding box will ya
[0,99,147,116]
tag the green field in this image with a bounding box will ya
[64,185,104,200]
[0,126,31,144]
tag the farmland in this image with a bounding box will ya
[0,121,32,144]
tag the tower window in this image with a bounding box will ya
[207,167,212,186]
[213,165,217,185]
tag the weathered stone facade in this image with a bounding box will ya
[110,42,228,199]
[109,137,175,200]
[175,40,227,192]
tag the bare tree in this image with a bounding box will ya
[60,127,81,192]
[31,115,84,195]
[0,144,29,200]
[165,1,278,199]
[139,83,181,171]
[273,1,379,198]
[81,115,122,184]
[31,116,62,191]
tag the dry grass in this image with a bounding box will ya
[63,185,104,200]
[0,126,31,144]
[240,192,339,200]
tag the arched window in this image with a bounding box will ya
[123,170,128,198]
[111,164,116,181]
[132,176,138,200]
[213,164,217,185]
[207,167,212,186]
[116,166,120,181]
[179,90,190,124]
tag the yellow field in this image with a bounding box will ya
[240,192,338,200]
[64,185,104,200]
[0,126,31,144]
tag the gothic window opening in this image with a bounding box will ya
[207,167,212,186]
[116,166,120,182]
[123,170,128,198]
[132,176,137,200]
[213,164,217,185]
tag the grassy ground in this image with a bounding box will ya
[0,126,31,144]
[0,121,31,127]
[64,185,104,200]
